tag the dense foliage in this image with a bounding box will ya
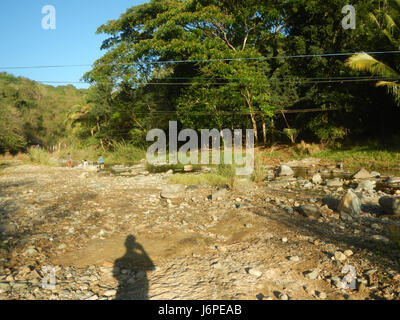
[2,0,400,153]
[0,73,85,153]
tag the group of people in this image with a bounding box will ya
[66,153,105,172]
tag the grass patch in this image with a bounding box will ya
[169,172,234,188]
[388,225,400,251]
[313,146,400,170]
[168,164,238,189]
[27,149,57,166]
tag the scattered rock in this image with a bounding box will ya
[248,268,263,278]
[279,293,289,300]
[209,188,228,201]
[338,190,361,221]
[160,184,185,199]
[322,197,340,211]
[103,289,117,297]
[378,196,400,215]
[344,250,354,257]
[334,251,347,262]
[275,165,294,177]
[355,180,376,192]
[371,235,390,243]
[326,178,343,188]
[296,205,322,219]
[312,173,322,184]
[304,269,319,280]
[370,171,380,178]
[352,168,371,180]
[386,177,400,187]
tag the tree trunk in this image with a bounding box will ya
[262,122,267,146]
[241,89,258,145]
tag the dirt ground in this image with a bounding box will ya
[0,162,399,300]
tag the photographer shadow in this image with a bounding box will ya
[113,235,155,300]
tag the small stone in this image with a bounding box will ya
[296,205,322,219]
[379,196,400,215]
[317,291,327,299]
[160,184,186,199]
[334,251,347,262]
[304,269,319,280]
[279,293,289,300]
[344,250,353,257]
[371,235,390,243]
[102,261,114,268]
[352,168,371,179]
[326,178,343,188]
[289,256,300,262]
[281,237,288,243]
[312,173,322,184]
[103,289,117,297]
[136,270,146,279]
[209,188,228,201]
[248,268,263,278]
[276,165,294,177]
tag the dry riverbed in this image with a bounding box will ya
[0,161,400,300]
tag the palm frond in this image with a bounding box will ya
[345,53,399,78]
[377,81,400,104]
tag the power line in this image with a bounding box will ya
[35,77,400,86]
[1,50,400,70]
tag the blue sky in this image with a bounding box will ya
[0,0,148,88]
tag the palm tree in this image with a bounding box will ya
[346,0,400,104]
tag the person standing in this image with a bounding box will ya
[98,155,105,172]
[67,153,72,168]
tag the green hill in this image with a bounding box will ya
[0,72,85,153]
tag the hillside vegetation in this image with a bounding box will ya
[0,73,85,153]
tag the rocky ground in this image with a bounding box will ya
[1,160,400,300]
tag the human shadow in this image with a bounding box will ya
[113,235,155,300]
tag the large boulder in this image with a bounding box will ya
[322,197,340,211]
[160,184,186,199]
[275,165,294,177]
[355,180,376,192]
[379,196,400,215]
[312,173,322,185]
[352,168,371,180]
[338,190,361,221]
[296,205,322,219]
[386,177,400,187]
[326,178,343,188]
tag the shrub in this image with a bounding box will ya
[27,149,55,166]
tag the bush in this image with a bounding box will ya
[295,140,323,156]
[105,142,145,165]
[308,115,348,146]
[250,153,269,183]
[216,164,237,189]
[27,149,56,166]
[283,128,299,144]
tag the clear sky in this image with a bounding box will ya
[0,0,148,88]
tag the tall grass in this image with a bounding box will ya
[104,142,145,165]
[27,149,56,166]
[250,153,269,183]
